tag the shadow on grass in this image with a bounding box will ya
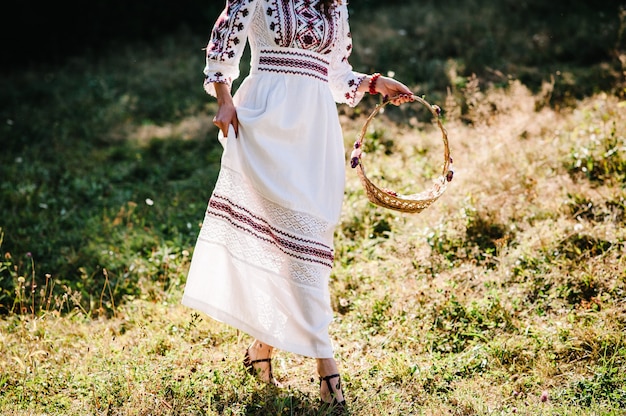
[214,384,343,416]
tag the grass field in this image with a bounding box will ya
[1,2,626,415]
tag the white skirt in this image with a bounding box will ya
[182,70,346,358]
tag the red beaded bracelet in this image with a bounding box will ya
[368,73,381,95]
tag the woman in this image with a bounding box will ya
[182,0,413,410]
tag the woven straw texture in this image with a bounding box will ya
[350,95,453,214]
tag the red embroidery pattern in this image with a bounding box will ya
[204,0,363,105]
[207,193,335,268]
[342,72,364,105]
[258,48,330,81]
[266,0,336,53]
[208,0,252,62]
[337,27,364,105]
[204,71,231,90]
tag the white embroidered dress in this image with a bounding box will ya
[182,0,366,358]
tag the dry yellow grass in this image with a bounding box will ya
[2,78,625,416]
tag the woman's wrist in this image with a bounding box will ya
[368,73,381,95]
[214,82,233,105]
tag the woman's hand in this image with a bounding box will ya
[359,74,414,105]
[374,76,414,105]
[213,82,239,138]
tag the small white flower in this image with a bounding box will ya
[145,198,154,206]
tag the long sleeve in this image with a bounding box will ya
[203,0,258,97]
[328,4,367,107]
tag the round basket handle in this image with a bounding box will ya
[349,94,454,214]
[351,94,451,178]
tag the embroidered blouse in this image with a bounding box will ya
[203,0,366,107]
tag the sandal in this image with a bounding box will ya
[319,373,347,414]
[243,348,281,387]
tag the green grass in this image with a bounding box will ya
[1,3,626,415]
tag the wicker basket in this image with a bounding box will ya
[350,94,453,214]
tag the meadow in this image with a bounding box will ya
[1,1,625,415]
